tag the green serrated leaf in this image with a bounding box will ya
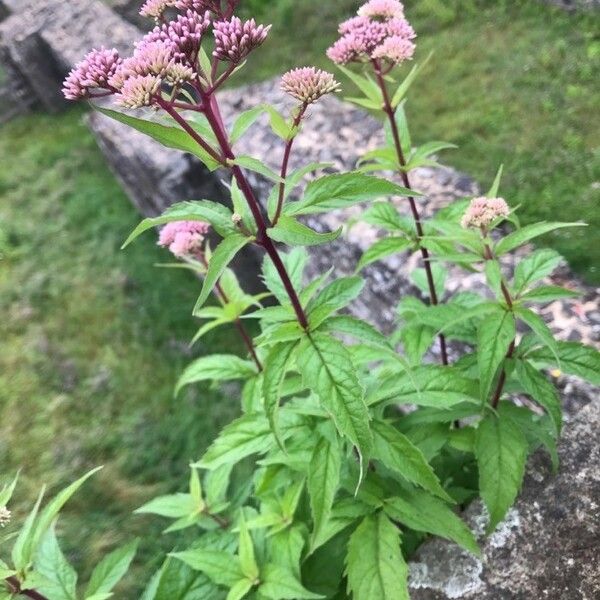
[476,412,528,532]
[477,307,515,401]
[123,201,237,248]
[519,285,579,303]
[308,435,341,551]
[515,360,562,434]
[194,412,304,470]
[96,107,221,171]
[194,234,253,313]
[495,222,585,256]
[268,217,342,247]
[259,564,323,599]
[170,550,243,588]
[514,249,563,294]
[85,540,138,598]
[296,333,373,464]
[346,512,409,600]
[357,236,412,271]
[515,307,559,365]
[33,524,78,600]
[384,488,479,555]
[372,420,452,502]
[527,341,600,385]
[176,354,257,395]
[284,172,418,217]
[263,341,299,450]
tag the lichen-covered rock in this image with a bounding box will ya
[409,397,600,600]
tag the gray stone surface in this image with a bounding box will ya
[0,0,140,113]
[410,397,600,600]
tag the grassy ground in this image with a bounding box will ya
[0,110,244,593]
[0,0,598,594]
[240,0,600,283]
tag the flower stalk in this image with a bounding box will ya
[373,60,449,365]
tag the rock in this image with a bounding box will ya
[0,0,140,113]
[409,398,600,599]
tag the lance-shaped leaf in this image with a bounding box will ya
[176,354,257,396]
[515,307,559,366]
[515,360,562,434]
[170,550,243,588]
[194,412,304,470]
[495,222,585,256]
[307,435,342,551]
[527,341,600,386]
[95,107,222,171]
[306,276,365,327]
[476,411,528,532]
[230,156,283,183]
[29,468,102,566]
[296,333,373,462]
[318,315,391,349]
[263,341,299,449]
[383,488,479,555]
[259,564,324,599]
[520,285,579,303]
[85,540,138,598]
[33,525,78,600]
[513,249,563,294]
[362,202,413,233]
[371,420,452,502]
[284,172,418,216]
[477,307,515,401]
[268,217,342,246]
[345,512,409,600]
[368,365,479,408]
[123,200,237,247]
[357,236,412,271]
[194,234,253,314]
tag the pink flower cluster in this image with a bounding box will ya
[158,221,211,257]
[145,9,211,61]
[281,67,340,105]
[461,197,510,229]
[63,2,271,107]
[213,17,271,64]
[327,0,415,66]
[62,47,122,100]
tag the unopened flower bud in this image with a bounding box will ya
[0,506,11,527]
[213,17,271,64]
[281,67,341,105]
[232,213,243,225]
[461,197,510,229]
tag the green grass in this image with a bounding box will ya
[0,109,244,594]
[239,0,600,283]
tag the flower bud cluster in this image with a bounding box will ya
[213,17,271,64]
[62,48,122,100]
[281,67,340,105]
[158,221,211,257]
[461,197,510,229]
[327,0,415,66]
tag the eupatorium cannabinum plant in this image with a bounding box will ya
[2,1,599,599]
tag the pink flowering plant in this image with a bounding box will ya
[3,1,600,599]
